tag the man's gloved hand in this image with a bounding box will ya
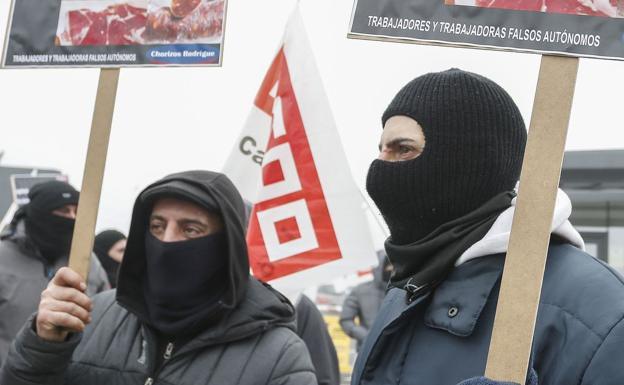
[456,369,538,385]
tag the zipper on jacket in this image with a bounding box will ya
[163,342,174,360]
[404,279,430,304]
[144,342,175,385]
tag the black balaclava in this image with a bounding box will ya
[94,230,126,288]
[24,181,79,262]
[367,69,527,245]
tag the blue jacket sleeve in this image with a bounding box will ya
[581,317,624,385]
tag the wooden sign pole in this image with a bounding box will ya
[484,55,579,383]
[67,68,120,280]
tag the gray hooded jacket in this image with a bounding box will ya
[0,171,316,385]
[0,221,109,366]
[339,252,388,349]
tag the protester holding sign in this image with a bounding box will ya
[0,171,316,385]
[0,181,109,365]
[351,69,624,385]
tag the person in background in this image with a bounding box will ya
[295,294,341,385]
[0,180,109,365]
[339,251,392,351]
[94,229,127,288]
[1,170,316,385]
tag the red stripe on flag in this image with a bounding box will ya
[247,49,341,281]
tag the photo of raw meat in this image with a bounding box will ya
[55,0,225,46]
[56,0,149,45]
[445,0,623,18]
[143,0,225,43]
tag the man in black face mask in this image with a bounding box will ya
[0,180,109,365]
[1,170,316,385]
[352,69,624,385]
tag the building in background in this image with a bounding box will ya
[561,150,624,272]
[0,165,61,231]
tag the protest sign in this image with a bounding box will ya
[10,173,68,206]
[223,8,378,297]
[2,0,227,67]
[349,0,624,60]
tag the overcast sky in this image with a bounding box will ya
[1,0,623,248]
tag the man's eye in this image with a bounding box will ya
[150,223,163,232]
[184,227,200,236]
[399,145,413,154]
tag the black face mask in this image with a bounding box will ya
[143,231,229,336]
[367,155,509,245]
[25,206,75,262]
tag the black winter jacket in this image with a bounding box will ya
[2,280,316,385]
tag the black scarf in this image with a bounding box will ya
[143,231,229,337]
[385,191,514,300]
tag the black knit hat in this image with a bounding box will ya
[28,180,79,212]
[367,68,527,244]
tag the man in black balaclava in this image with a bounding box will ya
[351,69,624,385]
[24,181,80,261]
[1,171,316,385]
[0,180,110,365]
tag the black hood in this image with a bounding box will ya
[116,171,250,323]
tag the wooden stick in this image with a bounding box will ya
[484,55,579,383]
[68,68,120,280]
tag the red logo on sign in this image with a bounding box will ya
[247,49,341,281]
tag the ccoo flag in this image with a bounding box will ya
[222,7,377,296]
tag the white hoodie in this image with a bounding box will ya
[455,188,585,266]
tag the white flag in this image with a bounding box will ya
[222,7,378,296]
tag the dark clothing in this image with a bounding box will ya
[26,181,79,212]
[351,243,624,385]
[385,192,513,293]
[458,370,538,385]
[93,229,125,288]
[0,221,109,366]
[2,281,316,385]
[296,295,340,385]
[1,170,315,384]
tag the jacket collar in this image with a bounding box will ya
[423,254,504,337]
[455,188,584,266]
